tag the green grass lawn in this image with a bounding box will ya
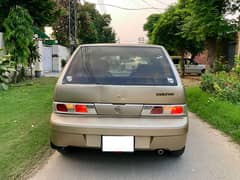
[186,86,240,144]
[0,77,57,179]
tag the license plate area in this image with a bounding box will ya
[102,136,134,152]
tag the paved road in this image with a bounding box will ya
[43,72,59,77]
[29,113,240,180]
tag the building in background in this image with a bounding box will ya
[36,40,70,75]
[0,30,70,76]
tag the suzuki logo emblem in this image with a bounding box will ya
[114,106,121,114]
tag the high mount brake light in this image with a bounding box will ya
[54,103,96,114]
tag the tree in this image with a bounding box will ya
[144,0,239,72]
[0,0,60,31]
[77,2,116,44]
[53,2,116,45]
[3,6,34,82]
[182,0,239,70]
[28,41,40,79]
[150,4,204,76]
[52,0,69,46]
[143,14,161,42]
[0,49,14,90]
[77,4,98,44]
[95,14,116,43]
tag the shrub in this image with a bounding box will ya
[201,73,215,93]
[214,56,230,72]
[200,71,240,103]
[0,50,14,90]
[201,55,240,104]
[233,56,240,75]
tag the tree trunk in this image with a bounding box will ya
[13,64,18,84]
[217,39,229,58]
[20,66,25,81]
[206,38,217,72]
[30,60,33,80]
[17,65,25,82]
[180,52,185,77]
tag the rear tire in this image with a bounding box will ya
[168,147,185,157]
[50,142,70,154]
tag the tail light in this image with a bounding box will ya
[56,104,68,112]
[171,106,184,115]
[54,102,96,114]
[75,105,88,113]
[150,106,163,114]
[142,105,186,116]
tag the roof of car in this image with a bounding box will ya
[78,43,164,49]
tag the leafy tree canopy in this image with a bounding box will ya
[0,0,60,31]
[4,6,34,66]
[182,0,238,42]
[149,4,204,76]
[181,0,239,70]
[143,14,161,41]
[53,2,116,45]
[77,2,116,44]
[151,5,204,56]
[144,0,239,71]
[52,0,69,46]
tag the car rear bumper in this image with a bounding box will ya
[50,113,188,151]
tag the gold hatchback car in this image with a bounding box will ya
[50,44,188,157]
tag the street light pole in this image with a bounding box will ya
[69,0,78,53]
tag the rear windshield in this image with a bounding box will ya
[63,46,177,86]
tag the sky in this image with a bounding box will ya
[84,0,177,43]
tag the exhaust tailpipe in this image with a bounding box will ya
[156,149,165,156]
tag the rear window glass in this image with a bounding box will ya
[63,46,177,86]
